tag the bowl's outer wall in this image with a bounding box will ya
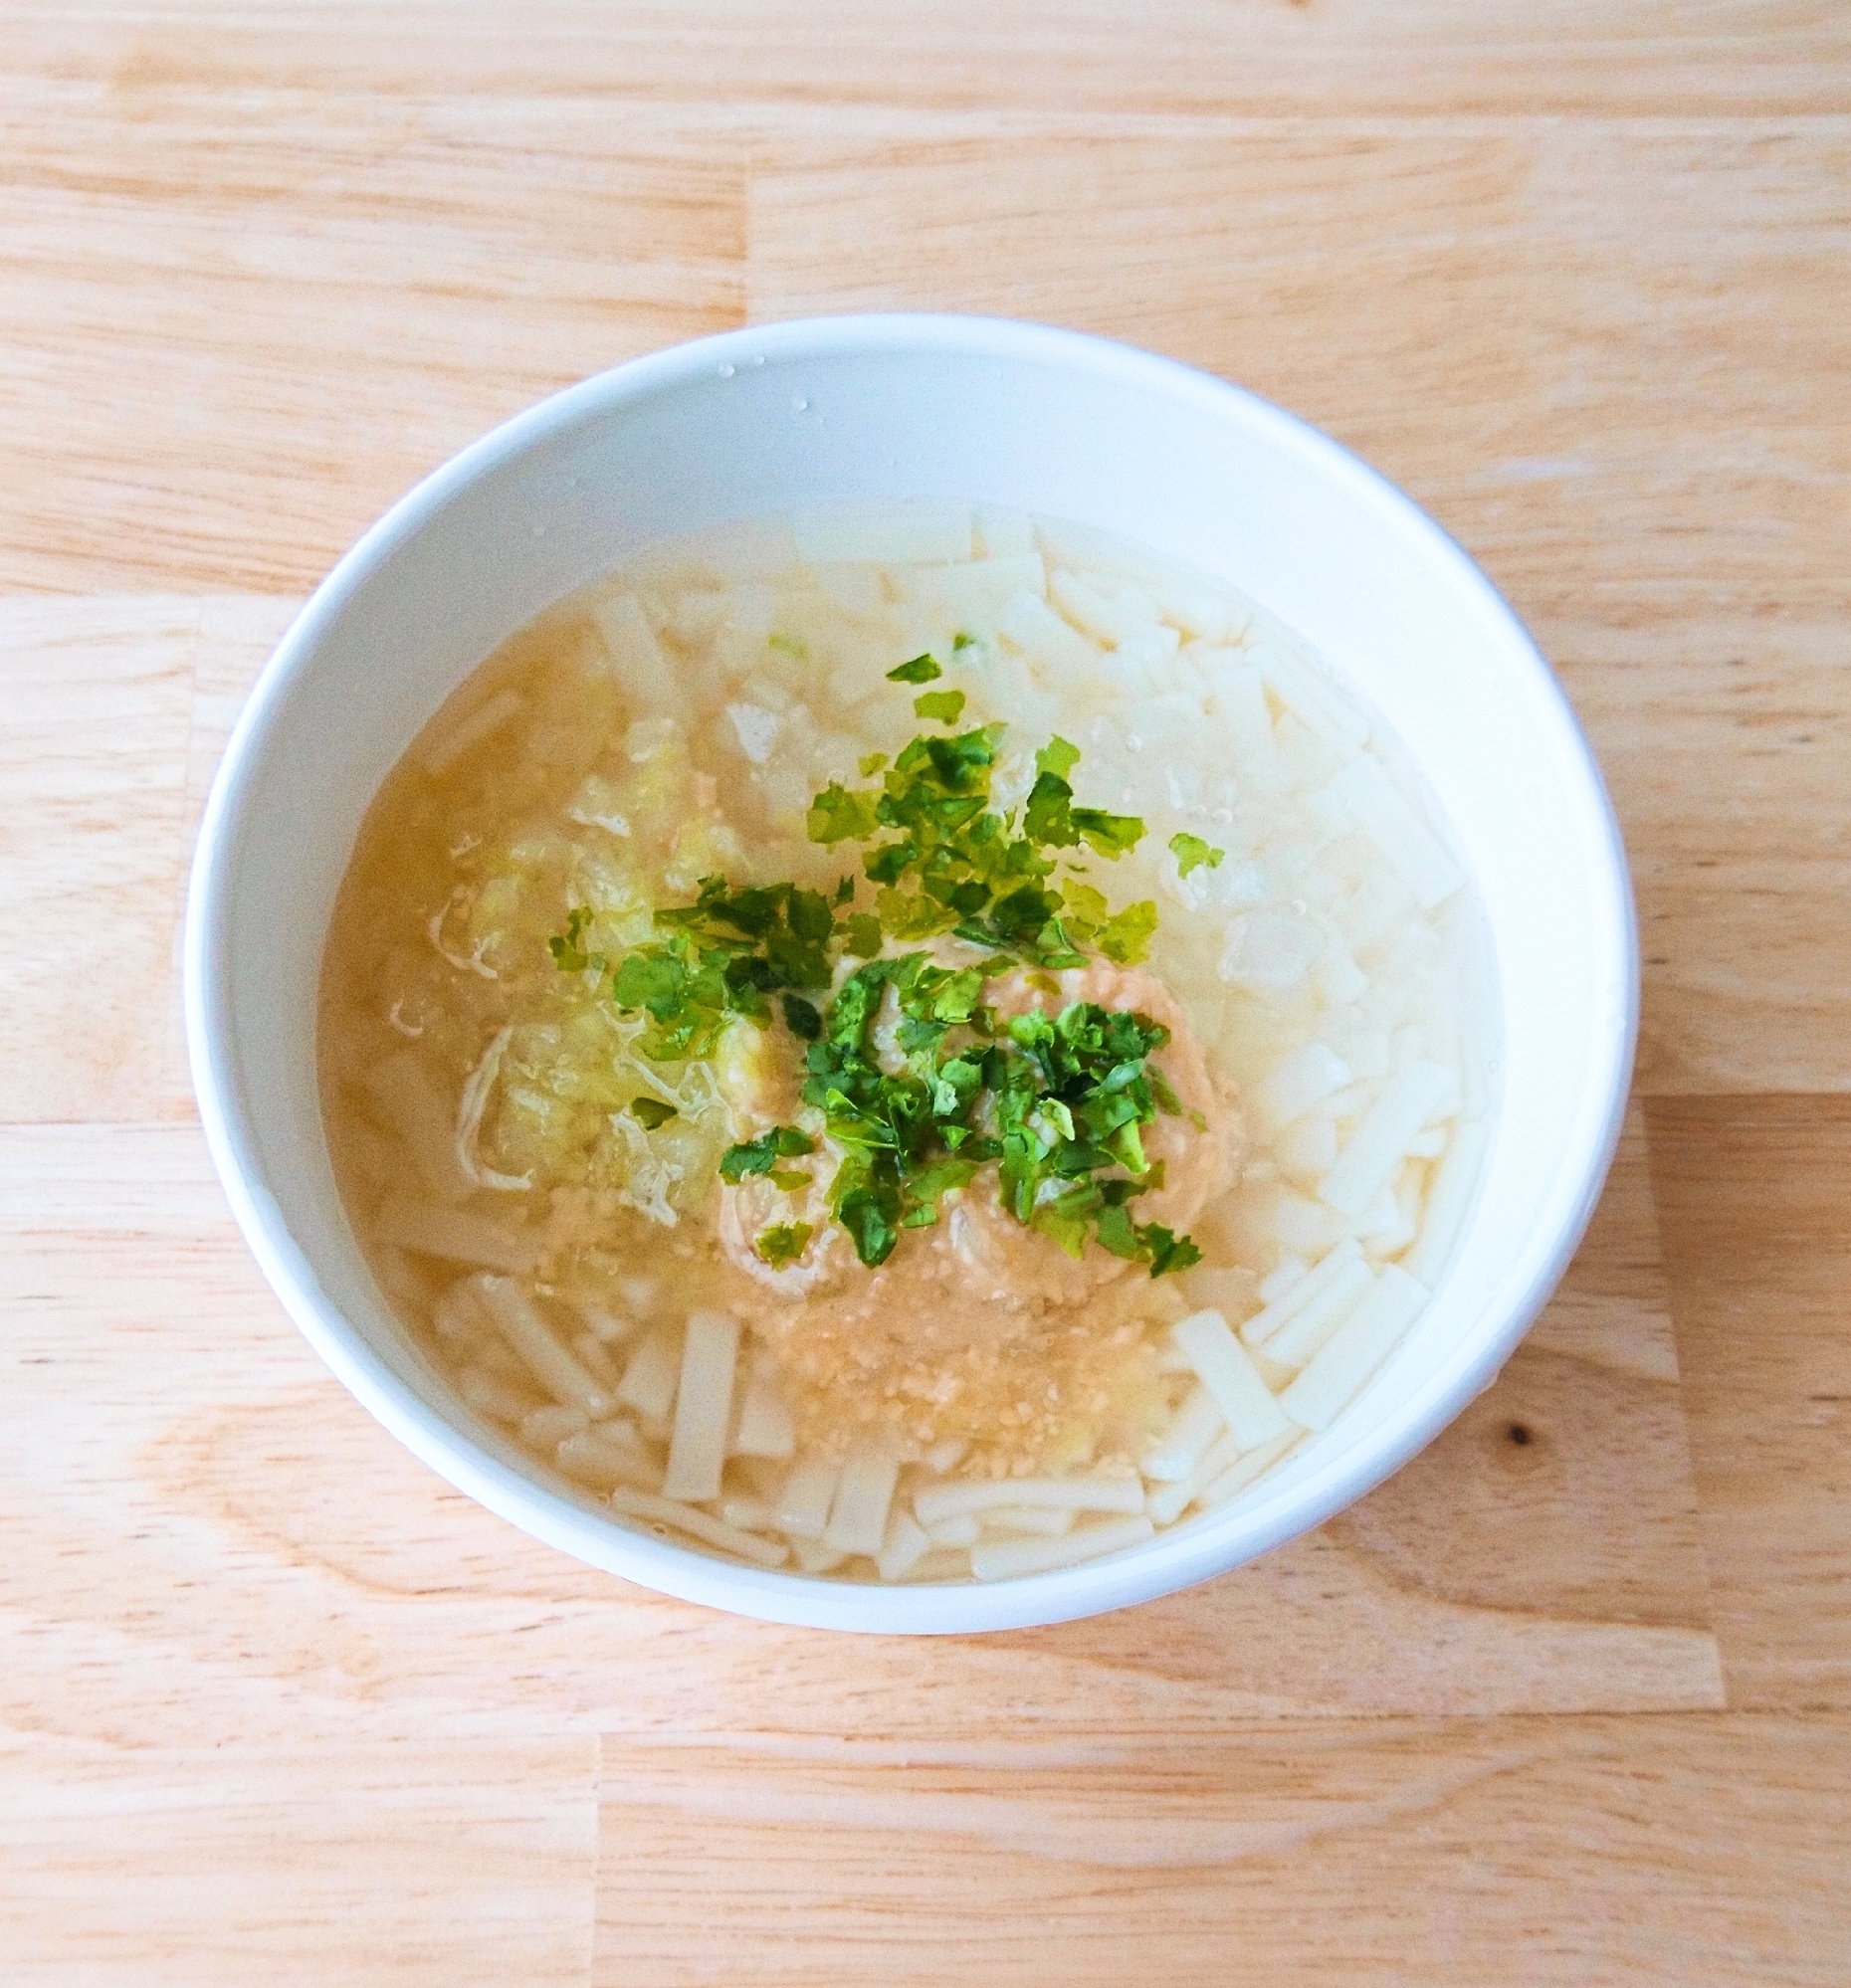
[187,315,1637,1633]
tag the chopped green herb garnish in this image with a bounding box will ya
[580,875,843,1059]
[842,910,885,958]
[626,1095,678,1129]
[1036,735,1082,780]
[720,1125,817,1183]
[547,905,606,973]
[801,712,1148,970]
[768,630,808,658]
[1070,807,1146,860]
[1137,1224,1204,1278]
[807,780,882,847]
[1098,898,1159,966]
[1169,832,1226,879]
[781,993,823,1040]
[563,652,1203,1275]
[775,946,1195,1271]
[914,688,967,724]
[1021,743,1146,862]
[886,653,942,685]
[755,1222,813,1269]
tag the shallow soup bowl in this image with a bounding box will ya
[186,313,1636,1633]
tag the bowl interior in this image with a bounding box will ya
[188,316,1634,1632]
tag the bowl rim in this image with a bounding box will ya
[185,310,1638,1634]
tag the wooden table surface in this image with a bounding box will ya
[4,5,1849,1981]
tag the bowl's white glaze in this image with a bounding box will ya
[185,314,1636,1633]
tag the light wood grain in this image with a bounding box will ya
[1551,600,1851,1094]
[12,1,1850,114]
[0,1733,598,1987]
[593,1714,1851,1987]
[0,86,741,592]
[156,595,304,1116]
[3,2,1849,1976]
[0,598,198,1120]
[1650,1094,1851,1710]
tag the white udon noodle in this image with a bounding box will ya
[332,501,1493,1583]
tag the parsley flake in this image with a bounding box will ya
[583,666,1208,1277]
[720,1126,817,1182]
[914,688,967,725]
[755,1222,813,1269]
[547,906,606,973]
[807,781,882,847]
[1169,832,1226,879]
[1098,899,1159,966]
[782,994,823,1040]
[1138,1224,1204,1278]
[1036,735,1082,780]
[886,653,941,685]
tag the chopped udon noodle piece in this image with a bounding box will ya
[319,505,1494,1582]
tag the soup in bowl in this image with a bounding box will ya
[186,316,1634,1631]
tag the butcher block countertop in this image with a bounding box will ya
[4,6,1849,1982]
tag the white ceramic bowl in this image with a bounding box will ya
[186,313,1635,1634]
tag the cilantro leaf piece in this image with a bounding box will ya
[781,994,823,1041]
[768,631,807,658]
[907,1155,979,1203]
[1098,899,1158,965]
[864,840,918,886]
[836,1173,901,1267]
[1036,735,1082,780]
[1032,1203,1093,1259]
[606,679,1207,1284]
[755,1222,813,1269]
[807,781,882,846]
[1092,1201,1143,1260]
[611,950,732,1060]
[720,1126,817,1182]
[914,688,967,724]
[920,966,984,1024]
[1169,832,1226,879]
[626,1095,679,1129]
[612,952,688,1022]
[1138,1223,1204,1278]
[548,906,607,973]
[987,883,1063,942]
[1147,1065,1184,1116]
[1070,807,1146,860]
[1023,769,1076,848]
[886,653,942,685]
[843,911,885,958]
[786,889,834,944]
[874,887,959,941]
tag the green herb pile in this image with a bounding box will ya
[551,651,1223,1279]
